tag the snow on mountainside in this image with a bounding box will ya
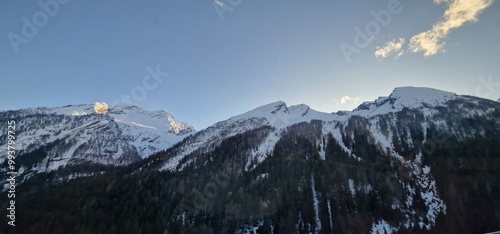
[0,104,195,178]
[5,87,499,233]
[150,86,499,232]
[158,86,498,172]
[159,87,435,172]
[158,101,339,171]
[25,104,194,136]
[352,87,458,115]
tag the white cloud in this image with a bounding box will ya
[375,38,405,59]
[214,0,224,8]
[409,0,493,56]
[94,102,109,114]
[375,0,493,59]
[334,96,362,105]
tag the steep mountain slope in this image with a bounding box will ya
[155,101,335,172]
[1,87,500,233]
[130,87,500,231]
[0,104,194,186]
[151,87,495,173]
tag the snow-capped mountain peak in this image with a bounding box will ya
[157,86,500,173]
[21,103,194,135]
[352,87,459,116]
[388,86,457,108]
[0,104,196,179]
[109,105,194,135]
[229,101,288,121]
[228,101,334,130]
[159,101,337,172]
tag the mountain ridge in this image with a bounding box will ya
[1,86,500,233]
[2,86,497,177]
[154,86,499,172]
[0,104,195,186]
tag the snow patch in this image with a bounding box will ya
[327,199,334,231]
[348,179,356,198]
[371,219,398,234]
[311,176,322,233]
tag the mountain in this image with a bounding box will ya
[0,104,195,185]
[151,87,487,172]
[2,87,500,233]
[154,100,335,172]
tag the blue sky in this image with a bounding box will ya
[1,0,499,129]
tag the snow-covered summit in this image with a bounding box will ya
[352,87,459,116]
[158,86,499,172]
[159,101,340,171]
[228,101,335,129]
[389,87,457,108]
[0,104,196,178]
[19,104,195,135]
[234,87,462,125]
[229,101,288,122]
[109,104,194,135]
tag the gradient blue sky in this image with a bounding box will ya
[1,0,499,129]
